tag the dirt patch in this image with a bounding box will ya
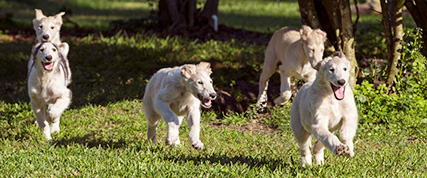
[208,118,276,134]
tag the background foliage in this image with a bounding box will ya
[0,0,426,177]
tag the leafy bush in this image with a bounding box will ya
[395,28,427,97]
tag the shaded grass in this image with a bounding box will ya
[0,0,415,33]
[0,0,426,176]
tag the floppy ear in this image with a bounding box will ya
[35,9,45,20]
[59,42,69,57]
[300,25,312,41]
[181,64,196,79]
[314,57,331,71]
[332,51,344,58]
[198,62,212,74]
[32,42,42,55]
[314,29,327,42]
[54,12,65,25]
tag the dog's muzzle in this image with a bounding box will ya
[198,93,217,108]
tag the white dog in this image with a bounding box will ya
[257,25,327,108]
[28,41,72,141]
[33,9,65,44]
[290,52,358,166]
[143,62,217,150]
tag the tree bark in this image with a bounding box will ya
[381,0,405,88]
[309,0,358,87]
[298,0,321,29]
[158,0,219,30]
[404,0,427,56]
[202,0,219,20]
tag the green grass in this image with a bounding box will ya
[1,32,426,177]
[1,0,426,177]
[1,100,426,177]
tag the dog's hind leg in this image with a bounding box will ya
[274,69,291,105]
[257,46,278,108]
[31,100,51,141]
[145,108,161,145]
[313,140,325,165]
[187,107,204,150]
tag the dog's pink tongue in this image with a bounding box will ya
[43,62,54,70]
[333,86,345,100]
[203,99,211,106]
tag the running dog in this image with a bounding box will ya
[257,25,327,108]
[28,41,72,141]
[143,62,217,150]
[290,52,358,166]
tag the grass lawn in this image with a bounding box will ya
[1,0,426,177]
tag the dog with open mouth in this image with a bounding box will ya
[143,62,217,150]
[28,41,72,141]
[290,51,358,167]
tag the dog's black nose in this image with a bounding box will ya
[338,79,346,85]
[43,34,49,40]
[209,93,217,100]
[45,55,52,61]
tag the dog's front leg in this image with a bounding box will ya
[312,118,348,156]
[31,100,51,141]
[187,107,204,150]
[155,99,182,147]
[48,90,71,134]
[339,113,358,157]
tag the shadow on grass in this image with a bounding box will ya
[51,133,129,149]
[164,152,295,172]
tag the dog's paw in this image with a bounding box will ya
[192,141,204,150]
[274,97,287,106]
[335,144,349,156]
[48,107,62,119]
[50,124,60,134]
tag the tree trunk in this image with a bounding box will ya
[299,0,359,87]
[381,0,405,89]
[158,0,219,30]
[404,0,427,56]
[202,0,219,20]
[298,0,321,29]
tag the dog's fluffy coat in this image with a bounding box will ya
[257,25,327,108]
[143,62,217,150]
[28,42,72,141]
[290,52,358,166]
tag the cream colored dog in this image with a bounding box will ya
[290,52,358,167]
[28,41,72,141]
[257,25,327,108]
[143,62,217,150]
[33,9,65,44]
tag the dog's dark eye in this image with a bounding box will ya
[198,81,203,85]
[39,25,43,29]
[52,48,56,52]
[40,48,44,52]
[329,68,335,72]
[51,26,54,29]
[343,67,347,71]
